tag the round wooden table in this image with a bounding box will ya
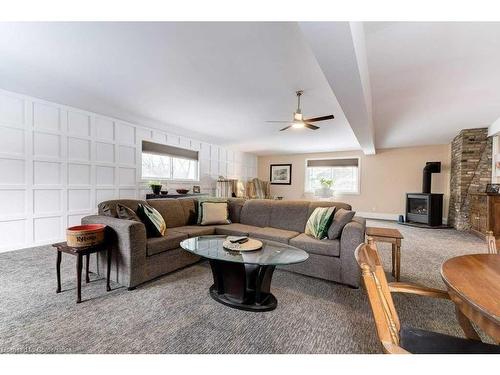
[441,254,500,343]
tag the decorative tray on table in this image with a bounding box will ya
[223,237,263,252]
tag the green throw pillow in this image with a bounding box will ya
[137,204,166,237]
[305,207,335,240]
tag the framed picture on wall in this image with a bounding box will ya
[270,164,292,185]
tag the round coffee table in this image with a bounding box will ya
[181,235,309,312]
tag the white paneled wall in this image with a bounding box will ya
[0,89,257,252]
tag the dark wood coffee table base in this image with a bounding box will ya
[209,259,277,312]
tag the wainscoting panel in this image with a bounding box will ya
[0,88,257,251]
[0,126,25,156]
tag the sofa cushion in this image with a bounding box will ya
[146,231,188,256]
[328,208,356,239]
[247,226,299,243]
[269,200,310,232]
[240,199,274,227]
[147,199,186,228]
[178,198,198,225]
[171,225,216,237]
[214,223,258,236]
[290,233,340,257]
[195,197,228,224]
[98,199,147,216]
[307,201,351,218]
[116,203,142,222]
[200,202,231,225]
[227,198,246,223]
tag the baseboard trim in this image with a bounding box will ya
[357,211,448,225]
[356,212,399,221]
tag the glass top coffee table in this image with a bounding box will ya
[181,235,308,312]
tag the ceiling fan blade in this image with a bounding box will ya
[279,126,292,131]
[304,115,334,123]
[266,120,292,123]
[304,123,320,130]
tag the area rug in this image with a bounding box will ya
[0,220,489,353]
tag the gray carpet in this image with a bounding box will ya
[0,220,490,354]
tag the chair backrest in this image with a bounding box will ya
[354,240,401,349]
[246,178,270,199]
[486,231,498,254]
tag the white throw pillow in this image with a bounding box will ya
[200,202,231,225]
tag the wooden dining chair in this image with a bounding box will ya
[486,231,499,254]
[355,241,500,354]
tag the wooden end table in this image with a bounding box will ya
[52,242,111,303]
[366,227,404,281]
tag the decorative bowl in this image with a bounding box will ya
[66,224,106,248]
[176,189,189,194]
[160,190,169,195]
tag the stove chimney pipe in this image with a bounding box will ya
[422,162,441,194]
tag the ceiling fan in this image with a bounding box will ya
[266,90,334,131]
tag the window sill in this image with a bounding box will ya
[141,179,201,184]
[304,190,360,196]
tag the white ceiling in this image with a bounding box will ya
[0,22,359,155]
[365,22,500,148]
[1,22,499,155]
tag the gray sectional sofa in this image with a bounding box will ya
[82,198,365,289]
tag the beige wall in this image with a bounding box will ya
[258,144,451,220]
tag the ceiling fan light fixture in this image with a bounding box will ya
[267,90,334,132]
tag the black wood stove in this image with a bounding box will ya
[405,162,443,227]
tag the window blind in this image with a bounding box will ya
[142,140,199,161]
[306,158,358,167]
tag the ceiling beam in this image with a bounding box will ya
[299,22,376,155]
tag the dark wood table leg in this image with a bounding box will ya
[56,250,62,293]
[85,254,90,283]
[76,253,83,303]
[106,247,112,292]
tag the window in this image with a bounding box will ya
[305,158,360,194]
[141,141,199,181]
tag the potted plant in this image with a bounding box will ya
[315,178,334,198]
[149,180,162,195]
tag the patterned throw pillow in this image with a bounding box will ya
[137,204,167,237]
[305,207,335,240]
[116,204,141,222]
[99,202,118,218]
[327,208,356,239]
[200,202,231,225]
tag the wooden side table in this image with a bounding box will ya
[366,227,404,281]
[52,242,111,303]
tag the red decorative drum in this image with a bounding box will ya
[66,224,106,248]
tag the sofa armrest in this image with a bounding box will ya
[339,216,366,287]
[82,215,147,288]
